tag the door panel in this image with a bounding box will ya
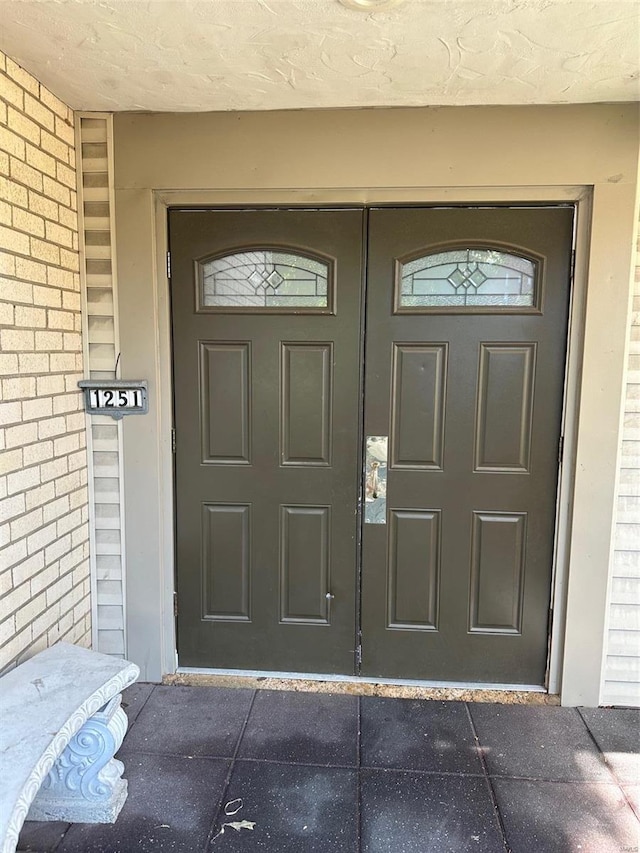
[361,207,573,685]
[170,209,364,672]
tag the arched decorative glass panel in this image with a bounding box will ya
[198,250,331,311]
[397,248,537,311]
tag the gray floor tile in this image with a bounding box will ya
[579,707,640,784]
[469,704,611,782]
[17,821,69,852]
[361,697,482,775]
[119,684,254,757]
[360,768,505,853]
[237,689,358,766]
[493,778,640,853]
[211,760,358,851]
[120,682,155,725]
[57,753,229,853]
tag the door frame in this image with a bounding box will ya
[143,187,590,697]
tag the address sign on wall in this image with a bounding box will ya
[78,380,148,419]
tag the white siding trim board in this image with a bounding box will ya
[76,113,126,659]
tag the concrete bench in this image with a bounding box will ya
[0,643,139,853]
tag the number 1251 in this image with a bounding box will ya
[89,389,142,409]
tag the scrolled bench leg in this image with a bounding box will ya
[27,694,130,824]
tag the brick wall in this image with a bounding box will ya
[0,52,91,670]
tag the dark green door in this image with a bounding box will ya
[361,207,573,685]
[170,206,572,684]
[169,209,364,672]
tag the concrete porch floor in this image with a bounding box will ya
[17,684,640,853]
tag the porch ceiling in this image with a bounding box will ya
[0,0,638,112]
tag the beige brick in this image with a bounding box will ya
[0,563,11,593]
[59,248,79,272]
[31,605,59,642]
[18,352,49,373]
[35,330,63,351]
[5,421,38,448]
[0,252,16,276]
[43,495,70,525]
[0,200,12,225]
[39,87,69,121]
[40,129,70,164]
[69,190,77,214]
[55,116,75,147]
[16,257,47,284]
[7,105,40,145]
[10,157,43,193]
[46,573,74,608]
[46,267,75,290]
[7,464,40,495]
[0,493,26,521]
[14,305,46,329]
[0,401,21,426]
[58,206,77,231]
[4,278,35,303]
[23,93,55,132]
[37,415,66,439]
[45,533,72,565]
[13,207,45,238]
[0,448,23,481]
[0,125,25,159]
[15,592,48,632]
[5,58,39,97]
[0,477,6,500]
[30,237,60,265]
[28,191,58,222]
[0,224,29,255]
[0,175,28,207]
[26,143,56,179]
[45,220,74,248]
[62,291,81,312]
[49,353,76,372]
[26,521,57,555]
[67,449,87,472]
[1,329,35,351]
[28,561,58,595]
[59,544,84,574]
[36,375,65,397]
[0,353,18,375]
[0,538,27,572]
[2,376,36,399]
[63,331,82,351]
[65,412,85,432]
[55,471,81,498]
[57,161,76,190]
[40,456,68,485]
[22,397,52,421]
[10,507,44,540]
[55,507,81,537]
[0,99,6,124]
[0,302,14,325]
[0,71,24,109]
[53,394,80,416]
[33,283,61,306]
[0,150,7,174]
[23,444,54,471]
[3,582,31,618]
[42,175,70,206]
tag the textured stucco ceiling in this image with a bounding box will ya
[0,0,638,111]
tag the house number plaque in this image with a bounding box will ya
[78,380,148,419]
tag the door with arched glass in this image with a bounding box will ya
[169,205,573,685]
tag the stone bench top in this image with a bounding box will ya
[0,643,139,853]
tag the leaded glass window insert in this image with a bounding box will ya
[199,250,331,310]
[398,249,537,311]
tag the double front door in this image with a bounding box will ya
[169,206,573,685]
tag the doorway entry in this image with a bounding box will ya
[169,205,573,686]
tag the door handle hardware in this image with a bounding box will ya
[364,435,388,524]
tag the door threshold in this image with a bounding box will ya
[166,667,559,705]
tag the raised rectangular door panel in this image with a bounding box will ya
[202,503,251,621]
[469,511,526,634]
[280,505,331,624]
[387,509,440,630]
[199,342,251,464]
[474,344,536,473]
[281,343,333,466]
[391,344,447,470]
